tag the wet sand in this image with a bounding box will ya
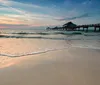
[0,39,100,85]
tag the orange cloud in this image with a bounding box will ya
[0,16,28,25]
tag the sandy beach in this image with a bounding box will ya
[0,38,100,85]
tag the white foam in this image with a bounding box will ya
[72,44,100,50]
[0,47,70,57]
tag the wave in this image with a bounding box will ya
[0,44,100,58]
[1,31,83,35]
[72,45,100,50]
[0,47,69,57]
[0,35,43,39]
[0,34,100,40]
[1,31,100,37]
[12,32,50,35]
[83,33,100,36]
[0,35,84,40]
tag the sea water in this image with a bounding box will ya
[0,28,100,57]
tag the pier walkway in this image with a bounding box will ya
[74,24,100,32]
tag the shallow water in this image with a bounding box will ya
[0,29,100,57]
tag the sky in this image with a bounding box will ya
[0,0,100,29]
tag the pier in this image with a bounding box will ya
[47,22,100,32]
[75,24,100,32]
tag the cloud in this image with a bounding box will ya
[2,0,44,9]
[0,23,31,29]
[0,0,60,27]
[82,0,92,5]
[56,13,90,21]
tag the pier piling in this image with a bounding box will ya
[99,27,100,31]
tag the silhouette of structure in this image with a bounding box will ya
[46,22,100,32]
[75,24,100,32]
[62,22,77,31]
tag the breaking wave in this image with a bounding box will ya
[0,34,100,40]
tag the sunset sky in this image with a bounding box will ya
[0,0,100,29]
